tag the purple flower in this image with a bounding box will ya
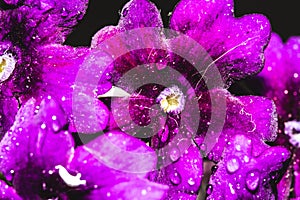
[88,0,286,198]
[0,180,22,200]
[257,33,300,198]
[259,33,300,121]
[207,134,290,199]
[0,0,110,137]
[0,97,168,199]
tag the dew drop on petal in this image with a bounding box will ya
[188,177,195,186]
[226,156,240,173]
[246,170,260,191]
[52,122,60,132]
[141,189,147,195]
[169,170,182,185]
[169,147,180,162]
[211,165,218,174]
[206,184,213,195]
[200,143,207,151]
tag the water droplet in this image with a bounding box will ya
[235,144,241,151]
[52,122,60,132]
[200,143,207,151]
[141,189,147,195]
[42,182,47,190]
[61,8,68,17]
[236,183,241,190]
[244,155,250,163]
[246,170,260,191]
[41,123,46,129]
[6,169,14,181]
[188,178,195,186]
[3,145,10,152]
[159,126,169,143]
[169,147,180,162]
[105,72,112,80]
[169,170,182,185]
[226,156,240,173]
[206,184,213,195]
[211,165,218,174]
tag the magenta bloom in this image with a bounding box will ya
[0,0,110,137]
[207,134,290,199]
[89,0,289,199]
[0,97,168,199]
[258,33,300,198]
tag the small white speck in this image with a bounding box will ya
[141,189,147,195]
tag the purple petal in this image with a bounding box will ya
[166,191,197,200]
[205,89,277,162]
[118,0,163,30]
[91,26,122,48]
[294,158,300,197]
[170,0,271,86]
[89,179,168,200]
[149,142,202,196]
[0,180,22,200]
[0,0,88,44]
[37,44,110,133]
[69,146,141,188]
[237,95,278,142]
[259,33,300,120]
[83,130,157,175]
[0,97,74,180]
[208,134,290,199]
[0,96,18,140]
[277,162,293,200]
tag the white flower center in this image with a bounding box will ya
[0,53,16,82]
[284,121,300,148]
[156,85,185,114]
[55,165,86,187]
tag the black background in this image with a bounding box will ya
[66,0,300,47]
[65,0,300,95]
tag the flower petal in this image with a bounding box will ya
[37,44,110,133]
[89,179,168,200]
[83,130,157,175]
[0,96,18,140]
[0,0,88,44]
[294,157,300,197]
[0,180,22,200]
[259,33,300,120]
[170,0,271,86]
[237,95,278,142]
[204,89,277,162]
[149,142,202,196]
[118,0,163,30]
[208,134,290,199]
[0,97,74,179]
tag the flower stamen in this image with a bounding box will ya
[156,85,185,114]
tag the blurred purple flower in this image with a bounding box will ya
[258,33,300,199]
